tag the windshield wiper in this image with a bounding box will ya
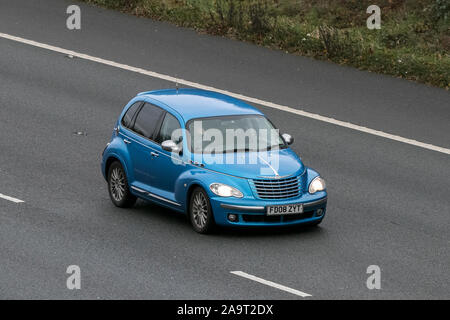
[264,144,285,151]
[225,147,251,153]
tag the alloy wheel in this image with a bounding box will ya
[110,167,126,202]
[192,192,208,229]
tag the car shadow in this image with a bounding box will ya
[212,220,325,239]
[131,199,189,223]
[130,199,325,238]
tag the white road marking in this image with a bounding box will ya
[0,193,24,203]
[1,32,449,156]
[231,271,312,297]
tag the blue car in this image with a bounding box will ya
[101,89,327,233]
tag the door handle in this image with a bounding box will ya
[151,152,159,157]
[123,139,131,144]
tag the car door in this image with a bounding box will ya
[120,102,165,189]
[149,111,187,203]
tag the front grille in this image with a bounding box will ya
[252,175,300,199]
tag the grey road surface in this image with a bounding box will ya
[0,0,449,299]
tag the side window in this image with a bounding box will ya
[133,103,164,139]
[155,112,182,144]
[121,101,141,129]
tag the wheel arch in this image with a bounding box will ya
[104,155,129,181]
[185,183,205,213]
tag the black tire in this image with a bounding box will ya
[107,161,136,208]
[189,187,215,234]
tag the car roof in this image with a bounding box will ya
[137,88,263,122]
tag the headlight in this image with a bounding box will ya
[308,176,326,194]
[209,183,243,198]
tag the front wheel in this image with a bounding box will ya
[189,187,215,234]
[107,161,136,208]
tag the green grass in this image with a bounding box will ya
[80,0,449,88]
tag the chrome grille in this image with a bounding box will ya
[252,176,300,199]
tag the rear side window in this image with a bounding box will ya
[155,112,182,144]
[133,103,164,139]
[121,101,141,129]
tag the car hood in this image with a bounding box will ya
[192,148,305,179]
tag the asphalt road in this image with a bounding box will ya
[0,0,449,299]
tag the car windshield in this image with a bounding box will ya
[187,115,285,154]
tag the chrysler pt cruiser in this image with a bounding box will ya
[101,89,327,233]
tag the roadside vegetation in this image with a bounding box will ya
[81,0,449,88]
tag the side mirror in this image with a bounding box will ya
[161,140,182,154]
[281,133,294,145]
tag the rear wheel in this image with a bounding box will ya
[189,187,215,234]
[107,161,136,208]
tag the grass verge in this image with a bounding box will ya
[80,0,449,89]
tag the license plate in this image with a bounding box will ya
[266,204,303,216]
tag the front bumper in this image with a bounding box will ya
[210,193,327,227]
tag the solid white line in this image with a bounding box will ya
[0,193,25,203]
[230,271,312,298]
[1,32,449,156]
